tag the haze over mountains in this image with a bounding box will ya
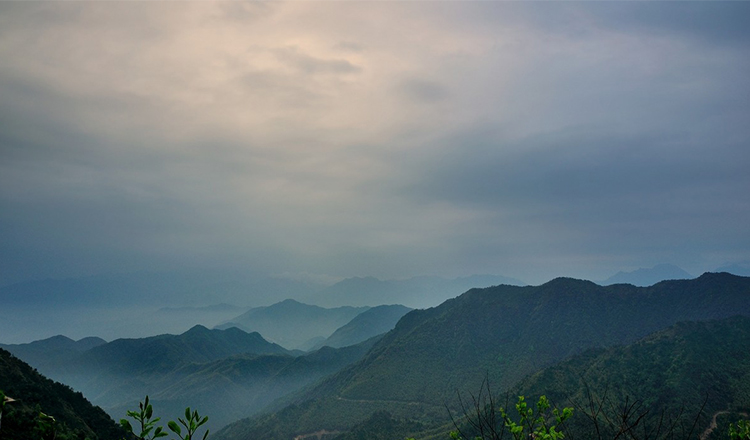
[2,2,749,439]
[1,295,414,430]
[0,271,522,344]
[2,271,749,440]
[214,272,750,440]
[600,263,693,286]
[215,300,370,350]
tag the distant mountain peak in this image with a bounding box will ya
[541,277,598,289]
[602,264,692,287]
[184,324,211,334]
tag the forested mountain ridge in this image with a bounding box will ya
[0,348,124,440]
[338,315,750,440]
[215,272,750,440]
[498,315,750,440]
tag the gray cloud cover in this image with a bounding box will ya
[1,2,748,286]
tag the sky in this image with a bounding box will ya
[1,1,749,287]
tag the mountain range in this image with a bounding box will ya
[2,305,405,431]
[216,299,370,350]
[214,272,750,440]
[600,263,693,286]
[3,272,749,439]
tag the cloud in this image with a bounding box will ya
[273,46,362,75]
[396,78,449,103]
[0,1,748,287]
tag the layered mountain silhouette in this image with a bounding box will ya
[312,304,412,350]
[215,273,750,440]
[600,263,692,286]
[216,299,370,350]
[3,323,387,431]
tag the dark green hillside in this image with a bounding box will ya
[214,272,750,440]
[458,315,750,440]
[314,305,412,349]
[218,299,369,350]
[0,348,124,440]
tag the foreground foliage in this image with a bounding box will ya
[121,396,209,440]
[449,395,572,440]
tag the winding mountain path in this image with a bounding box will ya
[701,410,749,440]
[293,430,341,440]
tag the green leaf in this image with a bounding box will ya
[185,407,191,420]
[168,420,181,436]
[119,419,133,432]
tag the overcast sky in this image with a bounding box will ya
[1,1,749,287]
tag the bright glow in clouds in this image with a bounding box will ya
[1,2,749,286]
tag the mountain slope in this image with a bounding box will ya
[215,272,750,440]
[0,348,125,440]
[505,315,750,440]
[217,300,369,350]
[314,305,412,349]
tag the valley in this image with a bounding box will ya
[4,272,748,440]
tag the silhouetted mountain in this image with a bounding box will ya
[0,270,320,343]
[71,325,290,376]
[0,348,125,440]
[33,325,291,418]
[119,336,383,429]
[601,263,692,286]
[6,325,376,432]
[313,305,412,350]
[307,274,525,309]
[0,335,106,374]
[215,272,750,440]
[217,299,369,350]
